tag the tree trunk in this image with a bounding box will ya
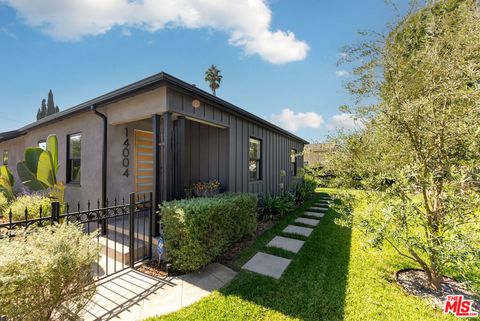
[408,247,443,291]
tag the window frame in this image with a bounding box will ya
[66,133,82,184]
[249,137,263,181]
[38,139,47,150]
[291,148,298,177]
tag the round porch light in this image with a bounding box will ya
[192,99,201,108]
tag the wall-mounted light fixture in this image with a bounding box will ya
[192,99,201,108]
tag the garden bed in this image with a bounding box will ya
[396,268,480,311]
[215,219,277,269]
[137,218,278,278]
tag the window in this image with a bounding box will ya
[249,137,262,181]
[2,150,8,165]
[291,149,297,176]
[38,140,46,150]
[67,133,81,183]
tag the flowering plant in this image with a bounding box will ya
[191,179,221,197]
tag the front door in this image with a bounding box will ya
[134,130,154,193]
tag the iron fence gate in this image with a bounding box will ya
[0,192,154,280]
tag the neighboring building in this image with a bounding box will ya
[0,72,307,211]
[303,143,333,167]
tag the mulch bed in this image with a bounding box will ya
[396,268,480,310]
[215,219,277,270]
[137,260,170,278]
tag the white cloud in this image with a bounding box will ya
[0,27,16,38]
[335,70,350,77]
[269,108,324,132]
[3,0,309,64]
[121,28,132,37]
[326,113,363,131]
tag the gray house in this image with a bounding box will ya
[0,72,307,215]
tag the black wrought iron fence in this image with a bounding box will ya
[0,192,154,280]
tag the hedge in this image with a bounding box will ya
[161,193,258,272]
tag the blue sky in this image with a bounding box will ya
[0,0,410,142]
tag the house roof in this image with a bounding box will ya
[0,72,309,144]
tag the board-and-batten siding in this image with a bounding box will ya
[183,119,229,189]
[167,88,305,196]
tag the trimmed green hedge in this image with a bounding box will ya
[161,193,258,272]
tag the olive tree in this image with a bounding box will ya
[328,0,480,290]
[0,224,99,320]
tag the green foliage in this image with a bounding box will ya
[148,190,458,321]
[161,193,257,272]
[0,192,8,212]
[294,175,318,202]
[17,135,63,201]
[0,165,15,200]
[8,193,52,221]
[258,193,296,221]
[37,91,60,120]
[46,89,56,116]
[0,223,99,321]
[204,64,222,96]
[332,0,480,289]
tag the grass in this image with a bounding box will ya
[146,188,460,321]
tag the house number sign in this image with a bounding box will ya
[122,128,130,177]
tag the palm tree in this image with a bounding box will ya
[204,65,222,96]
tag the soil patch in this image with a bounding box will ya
[137,260,180,278]
[396,269,480,310]
[216,219,277,269]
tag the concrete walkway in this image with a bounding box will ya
[242,194,332,280]
[81,263,236,320]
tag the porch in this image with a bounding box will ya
[106,112,229,236]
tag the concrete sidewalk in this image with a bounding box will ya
[81,263,237,321]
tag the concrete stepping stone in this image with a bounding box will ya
[313,203,330,208]
[294,217,320,227]
[283,225,313,237]
[310,207,328,212]
[267,236,304,254]
[242,252,291,279]
[303,211,325,218]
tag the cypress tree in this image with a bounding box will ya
[36,108,42,120]
[46,90,56,116]
[40,99,47,119]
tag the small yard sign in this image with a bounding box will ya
[157,237,165,260]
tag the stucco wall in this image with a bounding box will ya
[106,119,152,202]
[0,135,26,192]
[0,112,103,207]
[103,86,167,125]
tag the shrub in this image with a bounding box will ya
[0,192,8,213]
[293,176,318,203]
[0,223,100,320]
[258,193,296,221]
[161,193,257,272]
[8,193,52,221]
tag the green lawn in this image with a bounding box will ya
[146,189,459,321]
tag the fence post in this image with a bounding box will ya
[149,192,154,259]
[50,202,60,225]
[129,192,135,268]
